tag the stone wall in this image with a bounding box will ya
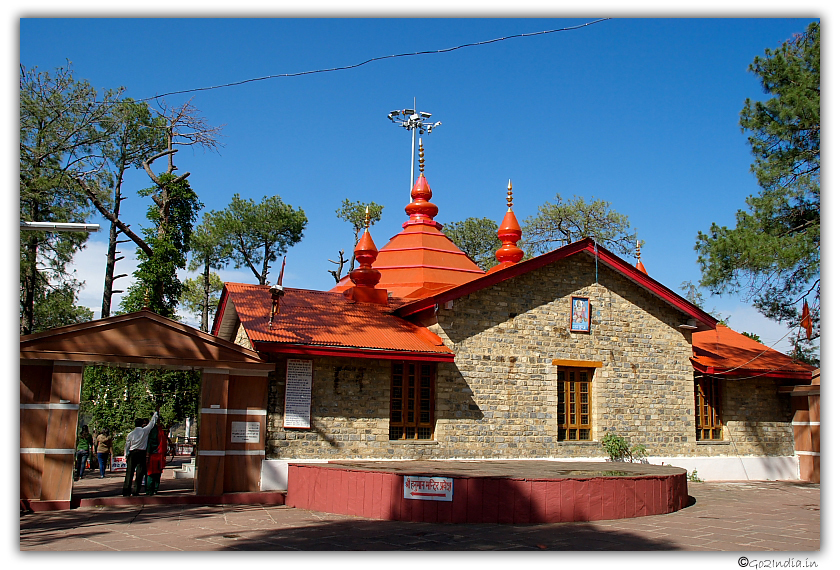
[719,377,794,456]
[259,253,794,460]
[431,254,697,458]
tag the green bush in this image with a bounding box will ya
[601,433,630,461]
[601,433,648,463]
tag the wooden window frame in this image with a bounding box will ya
[390,361,435,441]
[557,366,593,441]
[695,375,723,440]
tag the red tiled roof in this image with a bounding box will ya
[221,284,453,361]
[692,324,815,380]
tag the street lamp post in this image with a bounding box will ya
[388,99,441,193]
[20,221,100,233]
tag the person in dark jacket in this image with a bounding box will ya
[74,425,93,480]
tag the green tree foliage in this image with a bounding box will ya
[81,366,200,453]
[19,64,122,334]
[441,217,501,271]
[212,194,307,285]
[521,194,639,257]
[30,280,93,333]
[119,174,202,317]
[679,280,728,324]
[741,331,762,344]
[81,100,167,318]
[695,22,820,347]
[181,272,225,332]
[184,213,231,331]
[335,199,384,270]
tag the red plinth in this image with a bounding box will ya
[286,461,689,524]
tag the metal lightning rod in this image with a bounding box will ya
[387,98,442,194]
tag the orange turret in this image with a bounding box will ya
[403,141,440,229]
[331,139,484,299]
[635,240,647,275]
[487,180,524,274]
[344,207,389,304]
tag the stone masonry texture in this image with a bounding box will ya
[259,253,793,460]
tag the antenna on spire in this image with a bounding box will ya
[635,241,648,275]
[388,99,441,193]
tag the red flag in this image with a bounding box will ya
[801,300,813,340]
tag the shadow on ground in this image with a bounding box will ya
[209,517,682,551]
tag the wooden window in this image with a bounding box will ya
[557,367,593,441]
[695,375,723,440]
[390,362,435,440]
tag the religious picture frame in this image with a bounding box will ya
[570,296,591,333]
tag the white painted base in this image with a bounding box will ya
[259,455,800,489]
[545,455,800,481]
[260,459,329,491]
[644,455,800,481]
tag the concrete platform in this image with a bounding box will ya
[286,460,688,523]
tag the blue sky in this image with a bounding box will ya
[17,15,820,351]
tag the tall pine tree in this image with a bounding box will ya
[696,22,820,354]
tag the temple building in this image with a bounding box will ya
[211,143,816,487]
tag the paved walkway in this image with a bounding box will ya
[68,458,195,499]
[20,481,819,551]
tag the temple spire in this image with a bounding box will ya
[346,206,389,303]
[403,138,441,229]
[635,240,648,274]
[488,180,524,274]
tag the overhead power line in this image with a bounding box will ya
[139,18,612,101]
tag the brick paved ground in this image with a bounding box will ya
[19,481,820,552]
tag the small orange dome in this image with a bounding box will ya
[488,180,524,274]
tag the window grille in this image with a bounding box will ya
[558,367,592,441]
[695,375,723,440]
[390,362,435,440]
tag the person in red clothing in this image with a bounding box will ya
[145,420,169,496]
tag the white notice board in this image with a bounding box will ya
[403,476,454,501]
[231,421,261,443]
[284,359,313,429]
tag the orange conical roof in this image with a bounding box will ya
[331,140,484,299]
[348,208,381,289]
[487,180,524,274]
[635,240,647,275]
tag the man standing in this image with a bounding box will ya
[122,410,158,496]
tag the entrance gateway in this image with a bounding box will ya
[19,310,274,510]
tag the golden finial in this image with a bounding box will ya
[418,138,425,174]
[636,240,641,260]
[143,288,150,309]
[507,180,514,210]
[364,205,370,229]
